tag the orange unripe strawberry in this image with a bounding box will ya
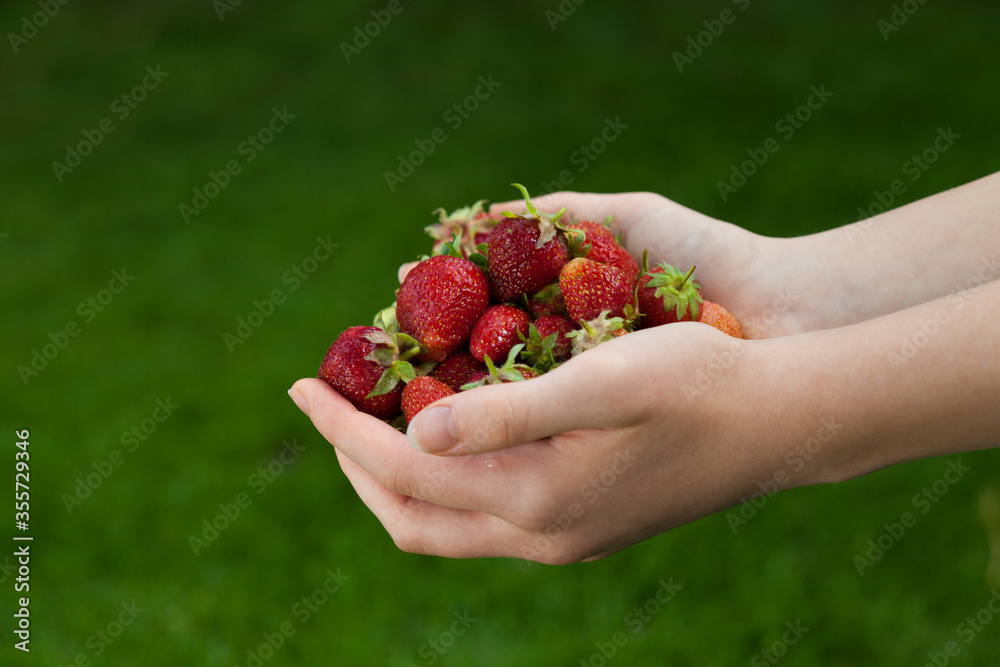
[698,301,743,338]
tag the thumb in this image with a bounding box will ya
[490,191,623,223]
[406,351,637,456]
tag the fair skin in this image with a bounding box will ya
[289,171,1000,564]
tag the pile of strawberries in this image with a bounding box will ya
[318,185,742,427]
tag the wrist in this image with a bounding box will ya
[746,281,1000,487]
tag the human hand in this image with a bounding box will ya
[494,190,805,339]
[298,178,1000,564]
[289,321,824,563]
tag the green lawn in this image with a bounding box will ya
[3,1,999,664]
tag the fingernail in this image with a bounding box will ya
[288,387,310,416]
[407,406,458,454]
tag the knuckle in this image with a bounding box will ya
[389,507,428,555]
[379,464,413,498]
[516,492,563,533]
[390,530,422,555]
[519,509,554,534]
[524,535,589,566]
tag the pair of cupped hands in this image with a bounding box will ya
[289,191,838,563]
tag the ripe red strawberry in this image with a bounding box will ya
[521,315,574,369]
[469,305,531,363]
[526,282,567,318]
[636,262,703,328]
[430,350,486,392]
[464,370,489,385]
[318,326,414,420]
[401,376,456,424]
[397,254,489,362]
[534,315,574,355]
[699,301,743,338]
[559,257,635,322]
[425,200,498,257]
[488,184,570,302]
[566,221,640,286]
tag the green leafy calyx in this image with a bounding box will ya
[643,263,703,321]
[363,330,425,398]
[565,311,627,356]
[502,183,568,249]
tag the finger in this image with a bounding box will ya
[398,261,418,284]
[333,447,533,559]
[406,337,643,456]
[490,191,625,223]
[489,191,673,261]
[291,378,532,517]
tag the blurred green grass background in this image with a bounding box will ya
[2,0,1000,664]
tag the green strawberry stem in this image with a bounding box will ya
[483,352,499,376]
[398,346,422,363]
[678,265,696,289]
[504,183,567,224]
